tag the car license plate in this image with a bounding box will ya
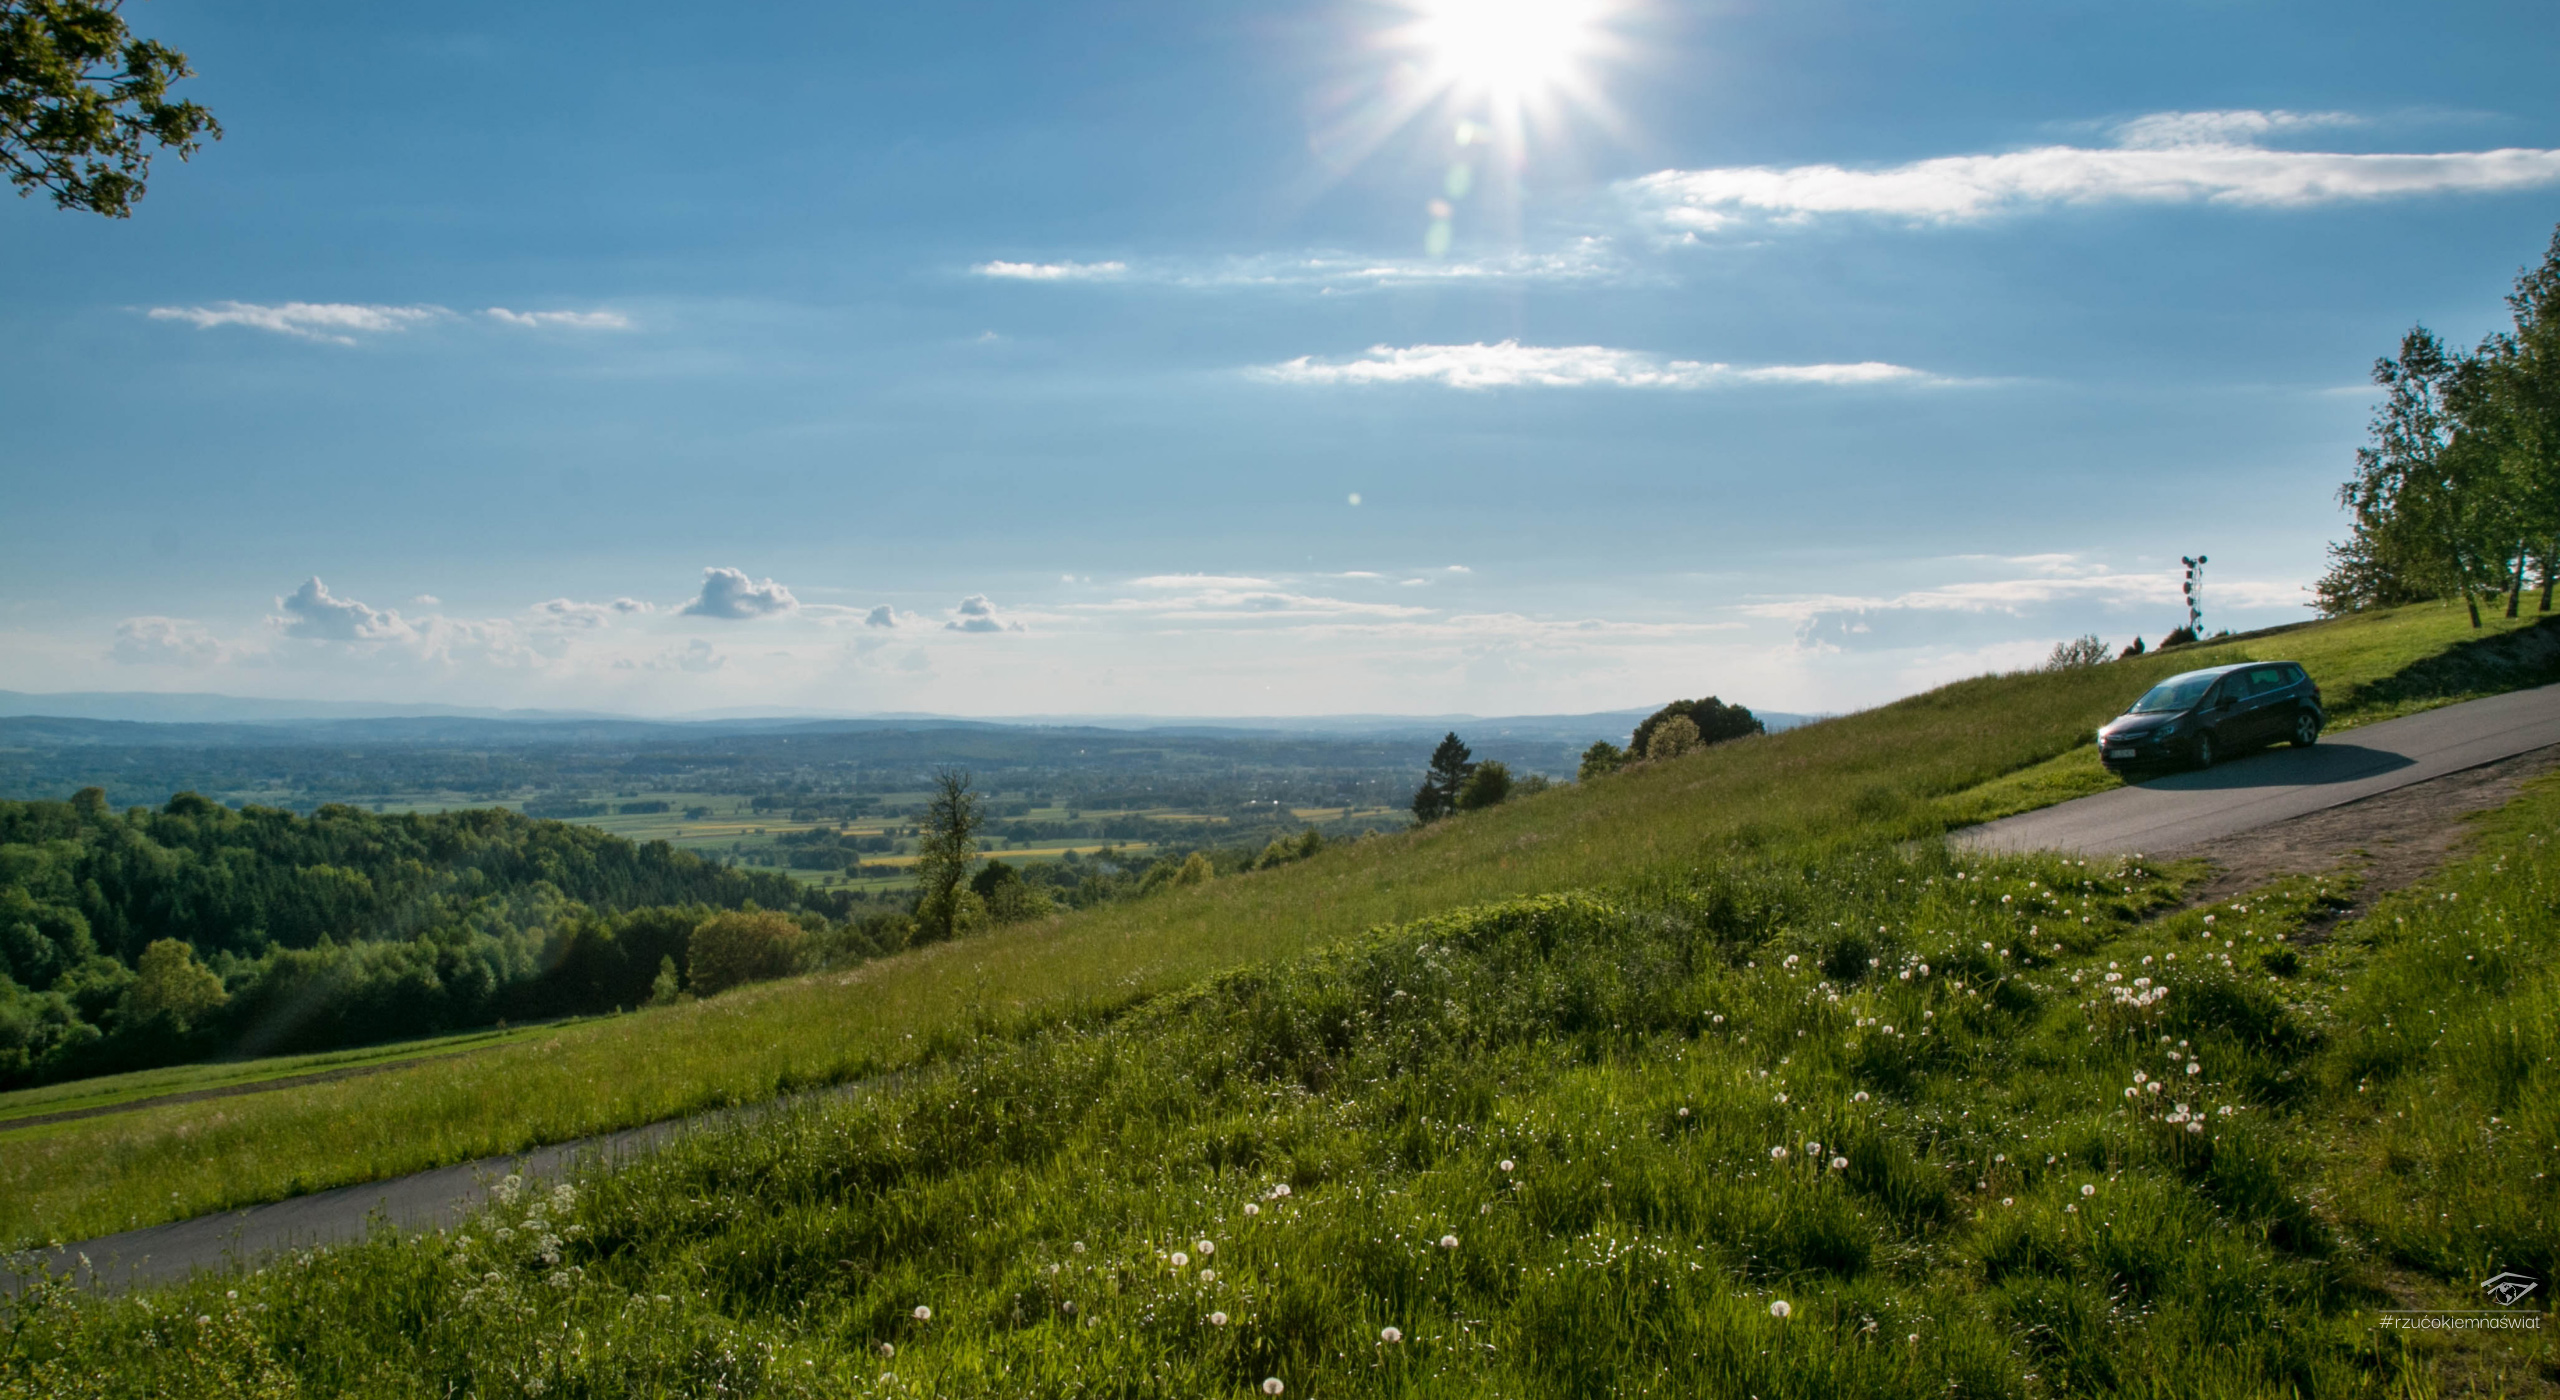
[2107,748,2138,761]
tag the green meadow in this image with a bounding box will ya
[2,599,2556,1396]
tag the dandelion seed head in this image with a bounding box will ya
[1770,1299,1792,1318]
[1264,1378,1286,1395]
[913,1305,932,1321]
[1211,1311,1228,1325]
[2080,1184,2096,1197]
[1381,1326,1403,1343]
[1439,1234,1460,1250]
[1499,1159,1515,1172]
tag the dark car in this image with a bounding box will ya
[2097,661,2324,773]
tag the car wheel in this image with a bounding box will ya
[2290,711,2320,747]
[2193,733,2216,770]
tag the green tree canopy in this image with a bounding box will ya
[685,910,807,997]
[1453,760,1512,811]
[2,0,220,216]
[1632,697,1762,758]
[1411,732,1473,824]
[910,770,985,943]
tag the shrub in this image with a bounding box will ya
[2043,634,2110,670]
[1454,761,1513,811]
[1645,714,1702,760]
[686,911,807,996]
[1577,741,1626,781]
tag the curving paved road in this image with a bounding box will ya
[1955,681,2560,857]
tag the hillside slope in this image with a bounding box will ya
[3,601,2548,1251]
[4,607,2555,1394]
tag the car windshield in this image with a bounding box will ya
[2127,674,2220,714]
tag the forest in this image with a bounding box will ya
[0,791,872,1087]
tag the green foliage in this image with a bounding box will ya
[685,911,809,997]
[910,772,985,944]
[2321,224,2560,622]
[121,938,223,1032]
[1645,712,1702,760]
[647,955,682,1007]
[1250,828,1326,872]
[1452,759,1512,811]
[1632,695,1763,758]
[0,792,847,1085]
[1576,739,1626,781]
[2042,634,2110,669]
[1410,733,1473,824]
[0,0,220,217]
[968,860,1056,924]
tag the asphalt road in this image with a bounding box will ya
[3,1118,687,1298]
[1955,681,2560,857]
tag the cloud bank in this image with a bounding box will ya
[1620,109,2560,230]
[1255,341,1939,390]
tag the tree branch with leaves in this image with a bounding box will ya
[2,0,219,217]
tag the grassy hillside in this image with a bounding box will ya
[7,695,2557,1391]
[1,601,2548,1252]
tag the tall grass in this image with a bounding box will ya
[0,601,2537,1249]
[21,771,2558,1395]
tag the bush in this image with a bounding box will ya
[1577,741,1625,781]
[2043,635,2110,670]
[686,911,808,996]
[1455,761,1513,811]
[1644,714,1702,760]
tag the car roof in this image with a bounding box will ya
[2152,663,2256,686]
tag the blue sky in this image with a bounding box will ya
[3,0,2556,717]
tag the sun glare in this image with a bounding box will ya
[1411,0,1606,99]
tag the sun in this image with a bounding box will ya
[1407,0,1609,101]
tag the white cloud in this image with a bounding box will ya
[275,577,415,642]
[974,260,1128,280]
[1255,341,1940,390]
[1072,587,1433,620]
[680,567,799,620]
[1129,574,1278,590]
[484,307,632,330]
[945,594,1025,633]
[970,241,1626,291]
[864,605,898,629]
[1621,109,2560,230]
[110,616,224,666]
[1760,555,2306,653]
[148,302,451,344]
[532,597,653,628]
